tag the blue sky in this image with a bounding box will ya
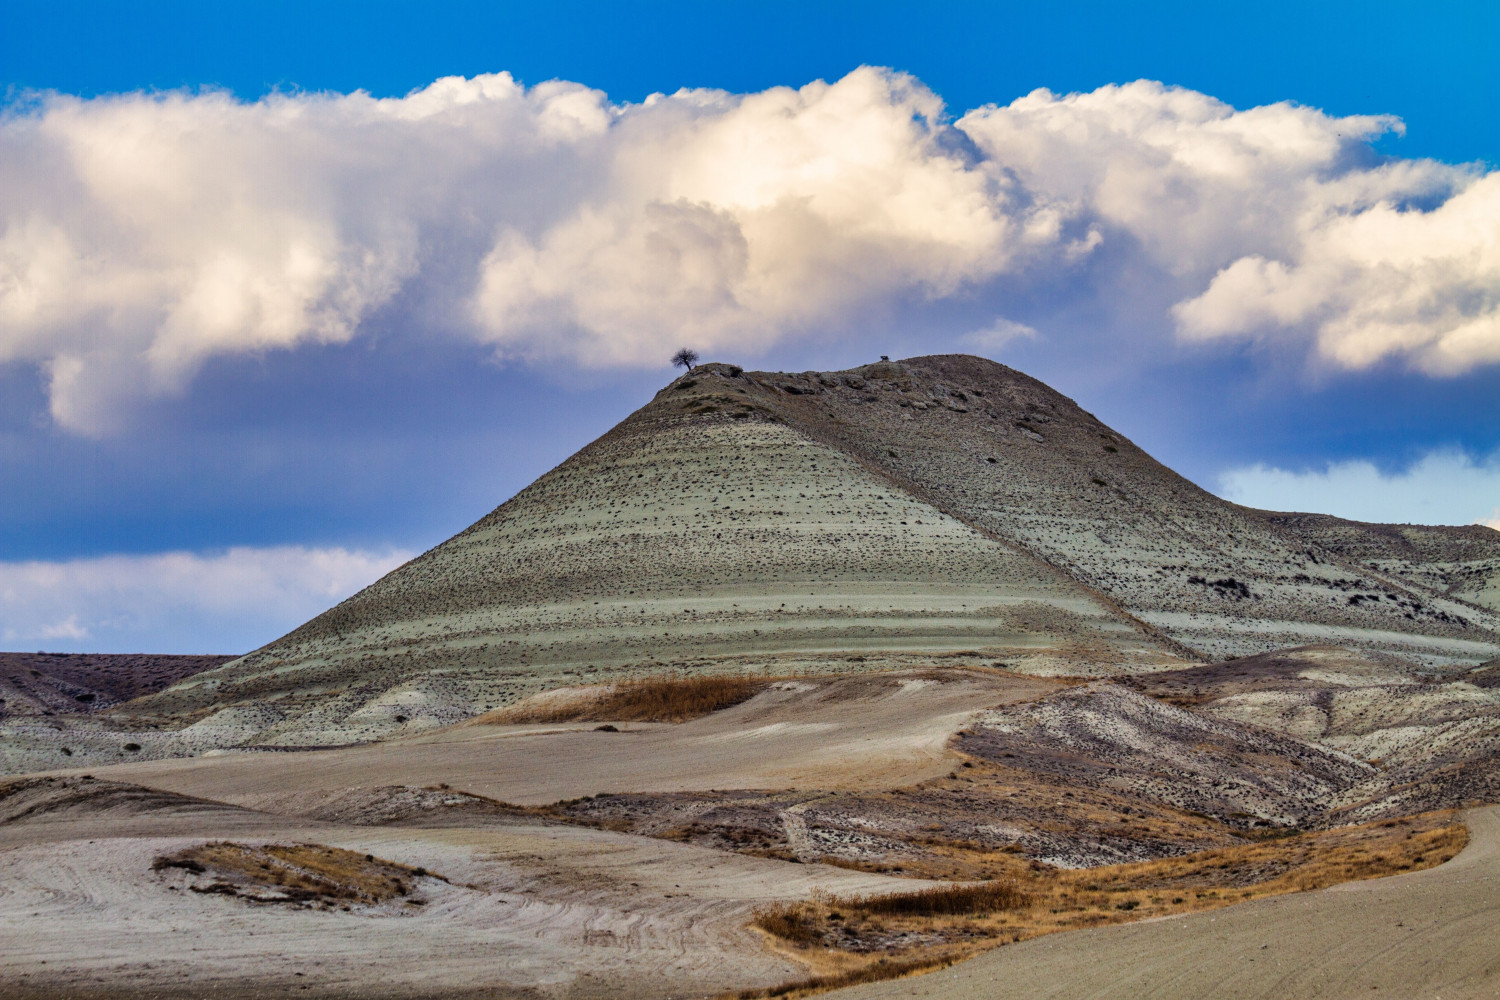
[1,1,1497,652]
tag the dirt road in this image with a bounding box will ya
[832,804,1500,1000]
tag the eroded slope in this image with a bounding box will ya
[1124,646,1500,824]
[1262,513,1500,612]
[752,355,1500,662]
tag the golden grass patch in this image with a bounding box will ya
[478,674,770,724]
[740,811,1466,999]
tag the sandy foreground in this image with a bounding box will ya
[0,817,916,1000]
[830,804,1500,1000]
[3,669,1497,999]
[0,671,1026,999]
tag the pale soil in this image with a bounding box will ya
[3,662,1497,999]
[0,808,919,1000]
[538,680,1382,875]
[61,669,1058,808]
[0,669,1041,1000]
[825,804,1500,1000]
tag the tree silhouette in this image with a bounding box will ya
[672,348,700,370]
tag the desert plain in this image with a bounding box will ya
[4,355,1500,999]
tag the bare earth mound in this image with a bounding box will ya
[152,841,441,910]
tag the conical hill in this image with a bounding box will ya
[129,356,1500,745]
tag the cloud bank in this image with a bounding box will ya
[3,69,1498,432]
[0,546,411,653]
[1219,450,1500,528]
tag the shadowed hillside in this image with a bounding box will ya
[1260,513,1500,613]
[0,653,234,719]
[749,356,1500,662]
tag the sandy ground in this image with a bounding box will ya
[0,670,1038,999]
[829,804,1500,1000]
[0,809,922,1000]
[78,670,1055,808]
[7,664,1496,999]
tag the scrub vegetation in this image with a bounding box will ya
[478,673,770,724]
[741,811,1466,998]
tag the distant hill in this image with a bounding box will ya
[1258,513,1500,613]
[121,355,1500,746]
[0,652,234,719]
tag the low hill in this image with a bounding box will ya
[1260,513,1500,612]
[0,653,234,719]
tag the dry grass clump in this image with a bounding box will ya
[753,904,824,946]
[1072,812,1466,896]
[152,841,441,908]
[848,880,1032,917]
[743,811,1465,998]
[737,954,957,999]
[481,674,769,724]
[753,880,1031,949]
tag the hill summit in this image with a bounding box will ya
[124,355,1500,746]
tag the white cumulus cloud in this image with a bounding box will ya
[1218,450,1500,527]
[0,546,411,653]
[2,70,1499,433]
[962,317,1039,352]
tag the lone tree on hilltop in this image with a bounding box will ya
[671,348,700,371]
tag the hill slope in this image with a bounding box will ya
[752,356,1500,662]
[1260,513,1500,613]
[119,355,1500,747]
